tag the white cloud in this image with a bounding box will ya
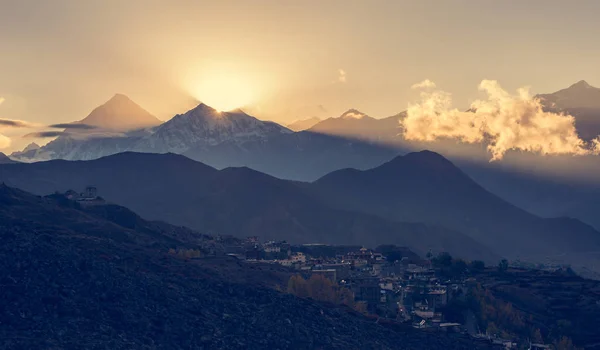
[338,69,347,83]
[402,80,600,160]
[0,133,11,149]
[411,79,437,90]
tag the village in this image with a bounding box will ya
[214,236,577,350]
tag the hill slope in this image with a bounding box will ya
[0,152,497,261]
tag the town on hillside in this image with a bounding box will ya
[215,236,585,350]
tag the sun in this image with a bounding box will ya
[187,74,256,112]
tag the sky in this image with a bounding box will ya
[1,0,600,152]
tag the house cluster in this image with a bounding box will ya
[227,239,471,333]
[240,236,292,261]
[63,186,105,205]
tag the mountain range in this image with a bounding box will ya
[0,152,498,262]
[6,80,600,263]
[286,116,321,131]
[308,109,406,142]
[3,150,600,276]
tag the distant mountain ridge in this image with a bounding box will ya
[312,150,600,274]
[309,109,405,142]
[10,97,399,181]
[287,116,321,131]
[0,151,499,262]
[4,150,600,275]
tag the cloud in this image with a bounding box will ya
[318,104,328,113]
[411,79,437,90]
[402,80,600,160]
[0,134,11,149]
[49,123,96,130]
[0,97,4,106]
[24,131,64,138]
[338,69,347,83]
[0,118,37,128]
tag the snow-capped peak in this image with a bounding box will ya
[22,142,40,152]
[339,109,368,119]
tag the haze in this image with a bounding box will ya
[1,0,600,152]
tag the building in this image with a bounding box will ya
[427,289,448,309]
[64,186,105,205]
[319,263,351,280]
[291,252,306,263]
[349,276,381,310]
[263,241,291,260]
[82,186,97,199]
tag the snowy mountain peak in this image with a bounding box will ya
[568,80,593,90]
[23,142,40,152]
[188,102,218,114]
[78,94,161,131]
[339,109,369,119]
[537,80,600,110]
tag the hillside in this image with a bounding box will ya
[0,184,497,349]
[0,152,498,262]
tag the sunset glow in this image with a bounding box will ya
[187,74,257,112]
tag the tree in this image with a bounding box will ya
[532,328,544,343]
[307,274,336,303]
[498,259,509,273]
[287,274,356,308]
[553,336,580,350]
[450,259,468,278]
[432,252,453,268]
[486,322,500,336]
[354,301,368,315]
[470,260,485,272]
[287,274,309,298]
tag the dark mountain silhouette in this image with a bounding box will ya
[183,130,400,181]
[0,184,497,349]
[286,116,321,131]
[0,152,497,262]
[313,151,600,270]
